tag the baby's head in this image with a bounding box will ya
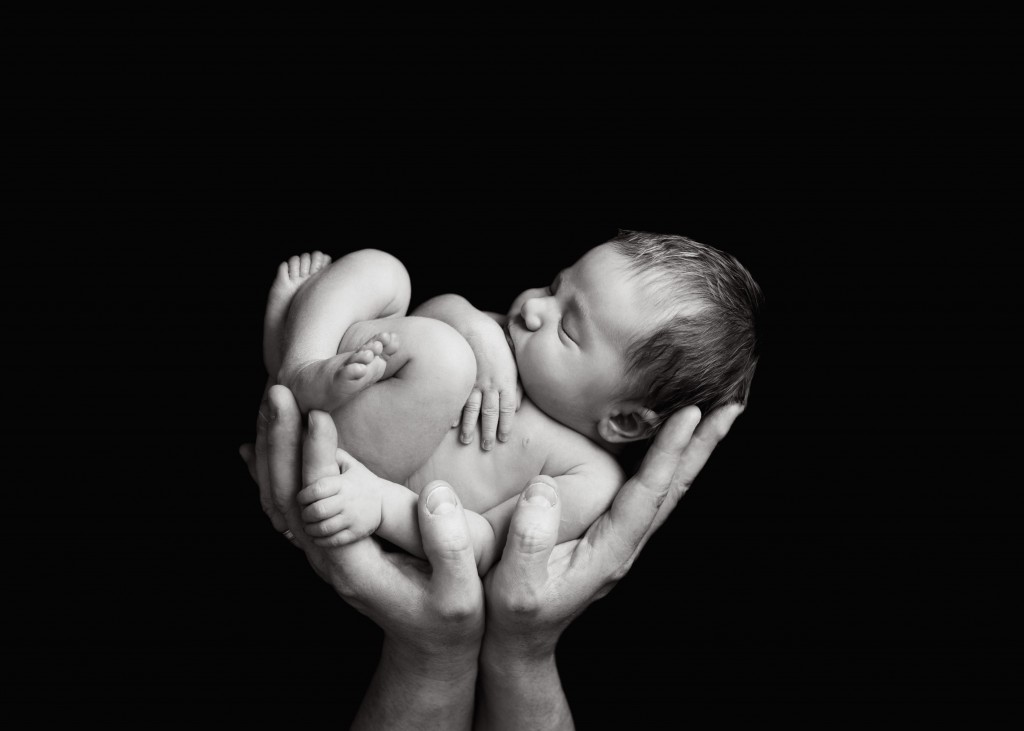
[506,230,762,447]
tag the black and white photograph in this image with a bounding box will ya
[5,13,1022,724]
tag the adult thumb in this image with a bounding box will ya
[499,476,561,589]
[418,481,479,597]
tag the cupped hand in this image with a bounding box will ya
[482,403,743,659]
[241,385,484,659]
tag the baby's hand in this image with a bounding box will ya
[457,318,520,451]
[298,453,383,547]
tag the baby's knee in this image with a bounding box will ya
[336,249,411,300]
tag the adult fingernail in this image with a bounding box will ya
[523,482,556,507]
[426,484,458,515]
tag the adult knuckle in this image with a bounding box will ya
[438,597,477,622]
[609,556,635,583]
[436,532,472,559]
[515,522,551,555]
[634,475,670,509]
[504,587,542,615]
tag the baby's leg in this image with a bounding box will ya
[263,251,332,375]
[266,248,412,413]
[330,315,476,486]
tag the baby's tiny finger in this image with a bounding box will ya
[480,389,499,450]
[498,391,516,442]
[460,389,482,444]
[305,514,348,538]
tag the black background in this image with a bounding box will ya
[5,13,1022,719]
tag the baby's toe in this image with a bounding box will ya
[348,349,375,365]
[379,332,400,356]
[340,361,368,380]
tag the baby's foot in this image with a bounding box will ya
[263,251,332,375]
[288,332,400,413]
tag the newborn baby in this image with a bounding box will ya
[262,231,762,572]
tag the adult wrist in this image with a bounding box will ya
[354,636,479,731]
[382,634,481,684]
[480,633,557,677]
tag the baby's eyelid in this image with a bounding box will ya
[559,318,575,343]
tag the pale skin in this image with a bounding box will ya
[264,246,666,574]
[240,384,743,730]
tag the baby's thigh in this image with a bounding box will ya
[332,315,476,484]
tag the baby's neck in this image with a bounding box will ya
[521,392,622,456]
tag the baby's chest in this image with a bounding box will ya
[405,427,549,513]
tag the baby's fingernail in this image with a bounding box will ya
[426,484,458,515]
[460,432,472,444]
[523,482,557,507]
[482,439,493,450]
[498,432,509,442]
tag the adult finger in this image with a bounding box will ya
[267,385,304,538]
[599,406,702,563]
[496,477,561,591]
[460,389,482,445]
[671,403,743,493]
[634,403,745,553]
[254,399,288,533]
[480,389,499,450]
[239,443,257,483]
[304,411,341,486]
[418,481,479,600]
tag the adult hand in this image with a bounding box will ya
[240,385,484,729]
[475,403,742,730]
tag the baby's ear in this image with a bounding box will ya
[597,403,659,443]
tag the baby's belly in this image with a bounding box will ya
[404,427,547,514]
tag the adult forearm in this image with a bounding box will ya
[353,637,479,731]
[475,641,574,731]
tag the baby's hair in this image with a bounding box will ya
[608,230,763,429]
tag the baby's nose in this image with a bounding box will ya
[521,298,543,331]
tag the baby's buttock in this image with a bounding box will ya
[404,426,547,514]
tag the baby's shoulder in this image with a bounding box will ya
[517,400,624,486]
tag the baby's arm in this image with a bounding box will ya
[414,294,519,450]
